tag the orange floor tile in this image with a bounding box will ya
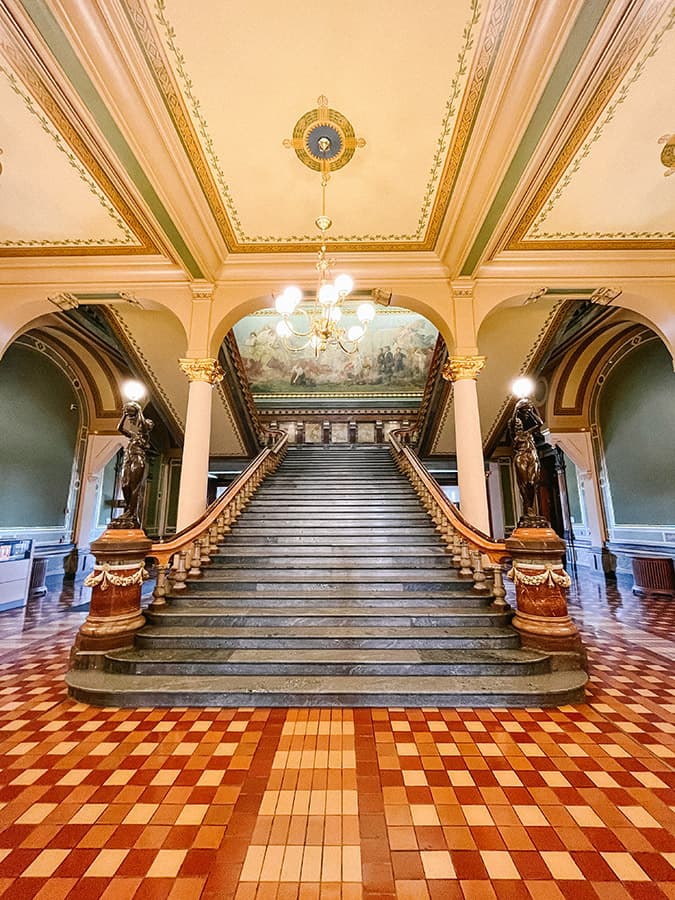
[0,572,673,898]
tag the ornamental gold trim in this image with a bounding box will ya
[0,21,158,256]
[179,357,224,384]
[442,355,486,382]
[507,0,675,252]
[122,0,511,252]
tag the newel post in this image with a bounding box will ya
[70,528,151,669]
[505,527,585,663]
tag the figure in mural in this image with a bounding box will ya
[509,397,544,525]
[111,401,154,530]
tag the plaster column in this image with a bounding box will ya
[442,356,490,534]
[176,358,224,530]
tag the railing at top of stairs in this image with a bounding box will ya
[390,427,509,608]
[147,427,288,607]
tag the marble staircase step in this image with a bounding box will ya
[104,647,551,677]
[144,606,511,629]
[207,553,453,568]
[166,590,491,607]
[227,526,440,537]
[222,534,442,546]
[66,669,587,708]
[134,624,521,650]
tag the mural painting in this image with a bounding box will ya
[233,309,439,396]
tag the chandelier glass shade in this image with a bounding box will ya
[274,245,375,355]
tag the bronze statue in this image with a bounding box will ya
[509,397,545,527]
[111,401,153,530]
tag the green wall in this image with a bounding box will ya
[599,340,675,526]
[0,345,80,527]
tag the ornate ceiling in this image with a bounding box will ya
[0,0,671,273]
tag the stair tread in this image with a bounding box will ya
[149,606,502,616]
[107,647,546,663]
[66,668,588,706]
[138,625,516,637]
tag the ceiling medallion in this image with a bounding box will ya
[275,97,390,355]
[283,95,365,174]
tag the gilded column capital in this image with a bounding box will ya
[442,355,486,382]
[179,357,224,384]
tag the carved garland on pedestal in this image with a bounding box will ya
[84,561,149,590]
[507,561,571,589]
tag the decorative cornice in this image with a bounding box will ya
[48,292,79,310]
[451,279,475,299]
[442,355,486,382]
[179,357,224,384]
[190,280,215,302]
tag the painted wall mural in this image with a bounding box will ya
[233,308,438,397]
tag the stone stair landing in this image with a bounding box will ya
[67,444,587,706]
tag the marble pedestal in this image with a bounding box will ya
[70,528,151,669]
[506,527,586,666]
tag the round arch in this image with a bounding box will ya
[207,289,454,358]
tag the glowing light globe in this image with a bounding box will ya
[357,302,375,322]
[335,274,354,295]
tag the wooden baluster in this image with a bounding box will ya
[209,524,220,555]
[490,565,508,610]
[471,550,489,593]
[451,533,462,569]
[458,540,473,579]
[171,550,188,591]
[200,534,212,566]
[188,540,202,577]
[150,563,170,608]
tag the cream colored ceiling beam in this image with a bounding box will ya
[460,0,667,271]
[436,0,587,273]
[43,0,227,278]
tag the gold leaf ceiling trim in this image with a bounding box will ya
[0,22,158,256]
[122,0,512,253]
[507,0,675,252]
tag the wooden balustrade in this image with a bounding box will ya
[389,431,509,601]
[148,429,288,607]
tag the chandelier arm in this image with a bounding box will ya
[336,339,360,355]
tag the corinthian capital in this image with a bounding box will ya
[442,355,486,382]
[179,357,224,384]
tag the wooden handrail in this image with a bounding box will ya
[390,430,508,563]
[149,431,288,567]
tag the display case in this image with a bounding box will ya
[0,538,33,612]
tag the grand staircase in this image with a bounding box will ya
[67,445,586,706]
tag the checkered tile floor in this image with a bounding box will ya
[0,572,673,898]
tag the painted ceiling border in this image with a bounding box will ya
[460,0,613,275]
[0,15,155,255]
[122,0,513,253]
[509,1,675,251]
[16,0,204,275]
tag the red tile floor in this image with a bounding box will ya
[0,571,674,899]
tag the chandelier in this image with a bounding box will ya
[274,96,389,356]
